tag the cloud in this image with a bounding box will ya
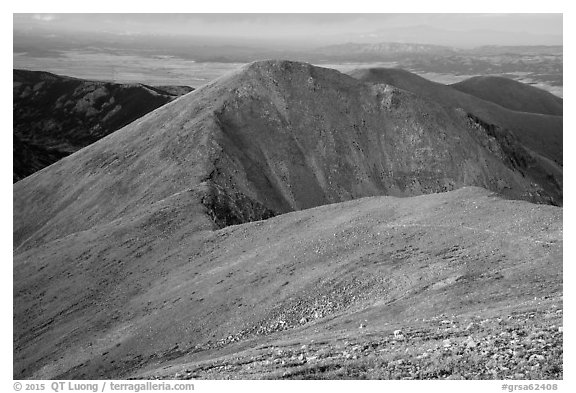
[32,14,57,22]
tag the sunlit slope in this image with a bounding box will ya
[14,188,562,379]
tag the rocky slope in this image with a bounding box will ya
[14,187,562,379]
[142,296,563,380]
[348,68,563,167]
[13,61,563,379]
[451,76,563,116]
[13,69,194,182]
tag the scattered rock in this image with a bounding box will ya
[529,354,545,362]
[466,338,477,348]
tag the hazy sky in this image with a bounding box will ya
[13,13,562,47]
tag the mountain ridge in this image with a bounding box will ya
[450,75,563,116]
[13,69,194,182]
[14,60,561,252]
[348,67,563,167]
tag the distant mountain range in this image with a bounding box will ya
[312,42,458,61]
[313,42,563,59]
[13,26,563,62]
[343,25,562,48]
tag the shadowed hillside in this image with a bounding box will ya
[13,134,69,181]
[13,61,563,380]
[348,68,563,168]
[13,69,194,182]
[451,76,563,116]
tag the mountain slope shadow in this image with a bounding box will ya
[13,69,194,182]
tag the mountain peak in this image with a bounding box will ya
[14,63,561,253]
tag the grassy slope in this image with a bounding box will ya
[451,76,563,116]
[348,68,563,167]
[14,188,562,379]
